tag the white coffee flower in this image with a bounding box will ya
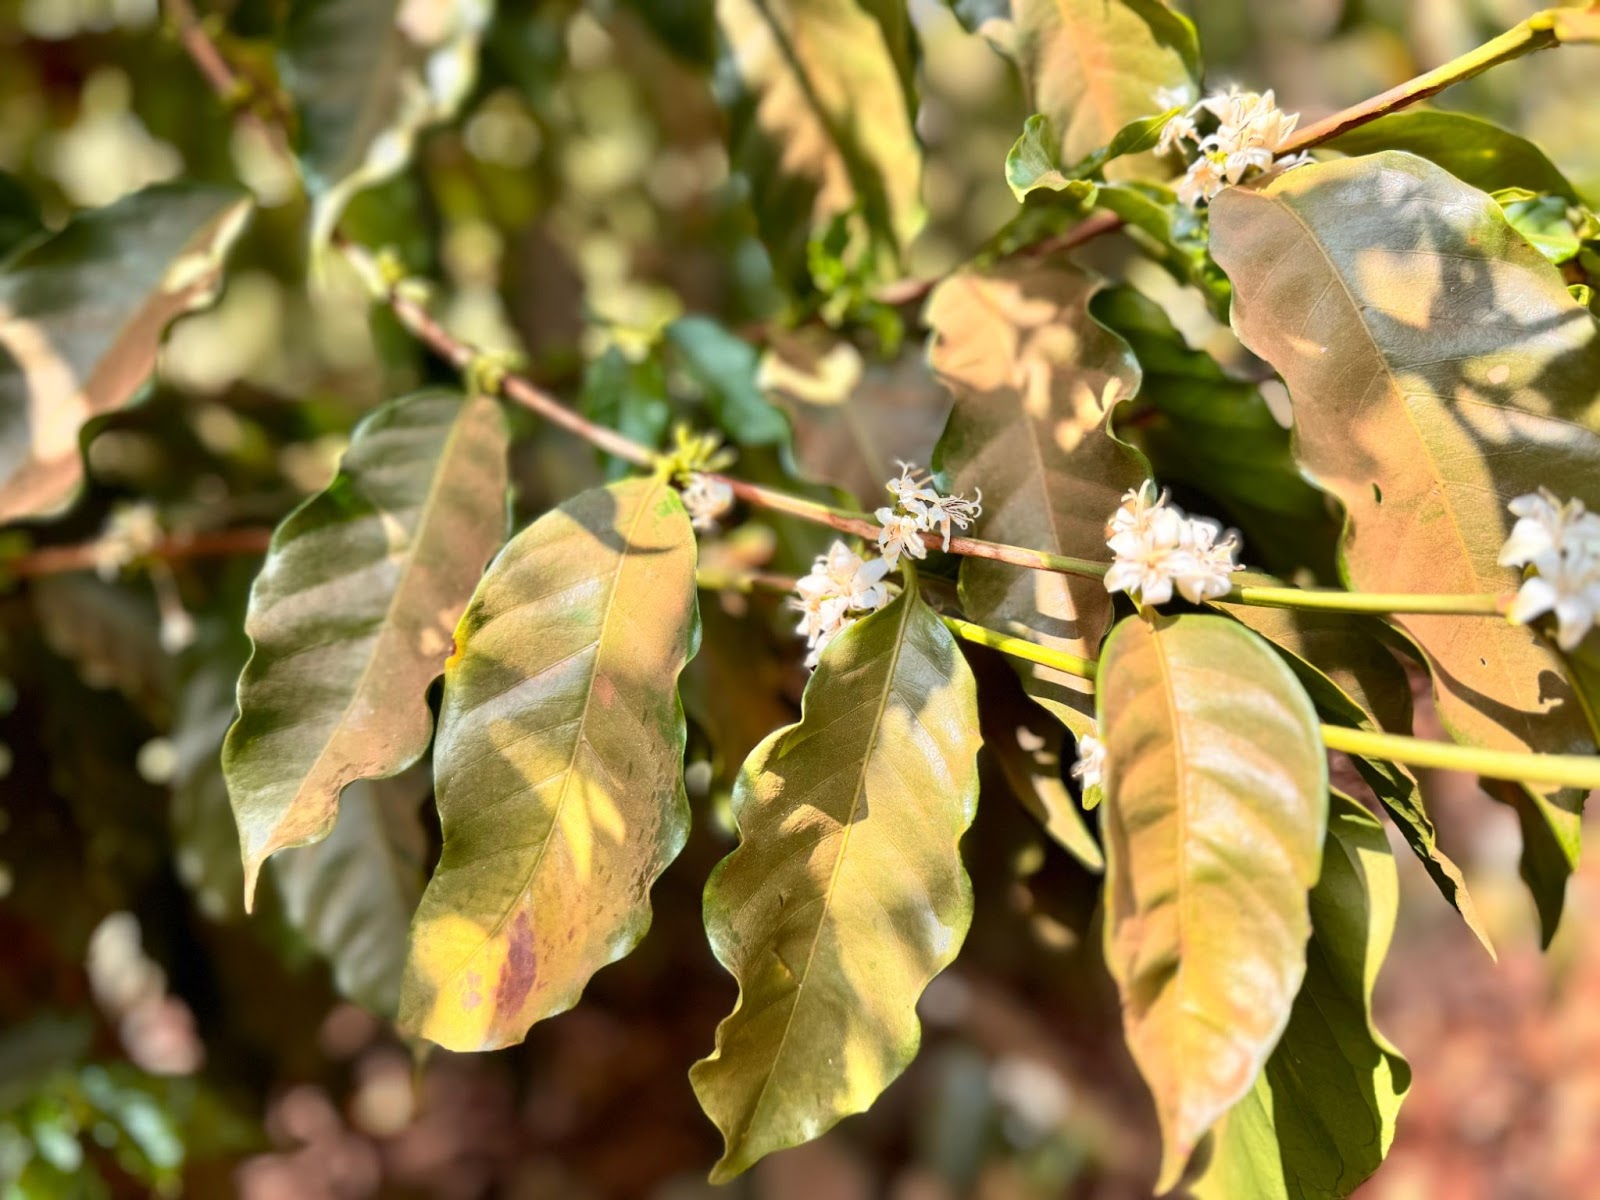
[876,462,983,560]
[1104,482,1242,607]
[791,540,893,669]
[91,502,164,579]
[1501,489,1600,651]
[875,509,930,570]
[1071,732,1107,791]
[1174,86,1304,208]
[680,472,734,532]
[1176,154,1228,208]
[1156,111,1199,156]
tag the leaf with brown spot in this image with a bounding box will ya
[692,585,981,1180]
[398,476,699,1051]
[1210,152,1600,943]
[0,182,252,523]
[928,259,1146,734]
[225,390,509,907]
[1097,613,1327,1192]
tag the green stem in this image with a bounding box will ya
[1285,5,1600,152]
[1320,725,1600,790]
[1225,584,1507,617]
[942,616,1099,681]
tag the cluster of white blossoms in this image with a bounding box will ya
[1499,489,1600,651]
[91,501,163,580]
[1071,731,1107,791]
[680,472,735,532]
[1155,85,1311,209]
[791,540,892,668]
[1103,481,1242,606]
[875,462,983,568]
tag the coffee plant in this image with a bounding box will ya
[4,0,1600,1195]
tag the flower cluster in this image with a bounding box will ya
[666,425,738,533]
[791,540,892,668]
[91,501,163,580]
[1499,488,1600,651]
[1103,481,1241,606]
[1157,86,1310,208]
[680,472,734,532]
[875,462,983,568]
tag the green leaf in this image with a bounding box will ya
[580,348,671,480]
[272,770,428,1015]
[1324,111,1578,203]
[399,476,700,1051]
[715,0,924,284]
[1096,613,1328,1192]
[928,260,1145,734]
[1498,193,1582,264]
[1007,0,1197,181]
[0,182,252,523]
[1092,182,1233,315]
[281,0,489,248]
[1005,109,1179,201]
[619,0,717,66]
[1092,286,1338,579]
[691,584,981,1180]
[666,315,791,446]
[225,390,510,907]
[1192,792,1409,1200]
[0,171,43,262]
[980,679,1102,870]
[1210,151,1598,944]
[1221,595,1494,958]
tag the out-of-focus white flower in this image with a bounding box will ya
[91,502,163,580]
[1501,489,1600,651]
[876,462,983,561]
[1176,154,1228,208]
[86,912,204,1076]
[1156,112,1199,157]
[1071,732,1107,792]
[1104,482,1241,607]
[790,541,893,669]
[680,472,734,532]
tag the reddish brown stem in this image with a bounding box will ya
[7,527,273,580]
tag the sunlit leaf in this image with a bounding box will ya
[226,391,510,907]
[272,769,428,1015]
[715,0,924,284]
[0,182,252,523]
[1498,192,1582,263]
[1092,286,1338,580]
[1006,0,1197,181]
[399,476,700,1051]
[691,585,981,1180]
[1325,110,1578,202]
[1097,613,1328,1192]
[928,259,1145,734]
[1210,151,1599,943]
[1006,108,1181,201]
[281,0,491,248]
[1222,595,1494,957]
[1192,791,1409,1200]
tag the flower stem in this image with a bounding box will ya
[1224,584,1508,617]
[1319,725,1600,791]
[942,616,1099,681]
[1285,6,1600,152]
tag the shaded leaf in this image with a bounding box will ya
[1097,613,1328,1191]
[928,259,1145,733]
[273,769,428,1015]
[0,171,43,262]
[620,0,717,66]
[715,0,924,283]
[666,315,790,446]
[1210,152,1598,943]
[281,0,490,247]
[1007,0,1197,180]
[1191,792,1409,1200]
[691,585,981,1180]
[1325,111,1578,203]
[399,476,700,1051]
[580,348,671,480]
[1093,286,1338,579]
[226,391,510,907]
[0,182,252,523]
[1221,595,1494,957]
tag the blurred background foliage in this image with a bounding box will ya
[2,0,1600,1196]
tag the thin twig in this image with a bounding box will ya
[5,527,273,579]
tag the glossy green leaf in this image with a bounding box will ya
[1498,193,1582,263]
[1210,151,1598,943]
[281,0,489,247]
[0,182,252,523]
[666,316,790,446]
[928,259,1145,734]
[691,585,981,1180]
[399,476,700,1051]
[272,770,428,1015]
[1192,792,1409,1200]
[1325,111,1578,203]
[0,171,43,262]
[1096,613,1328,1192]
[1005,109,1179,201]
[1222,595,1494,958]
[715,0,924,283]
[1007,0,1197,181]
[226,391,510,907]
[1093,286,1338,579]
